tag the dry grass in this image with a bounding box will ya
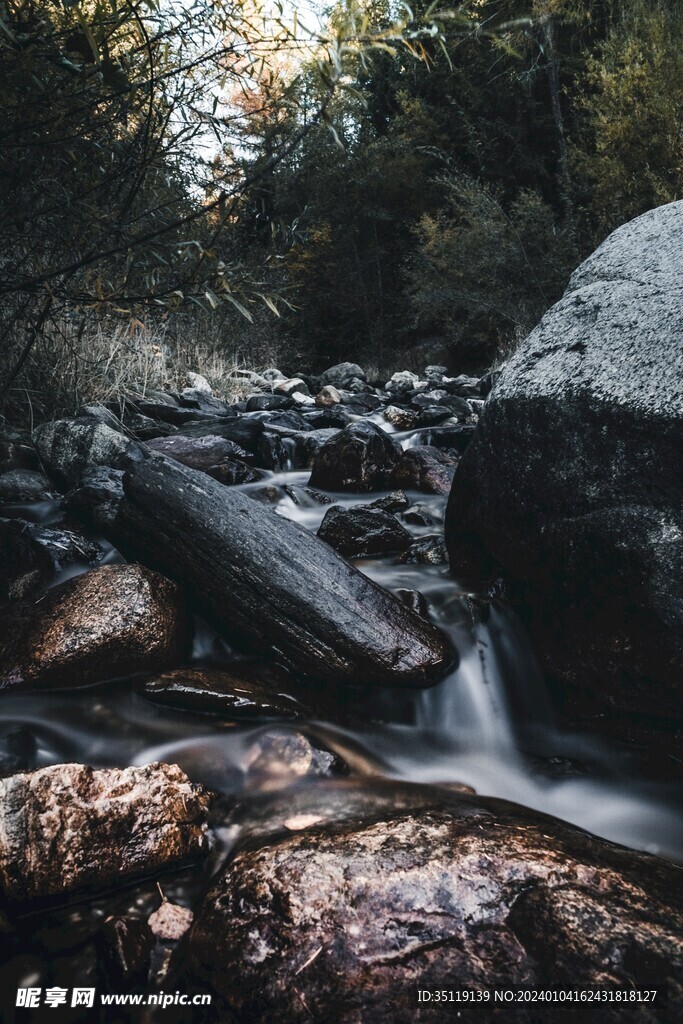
[2,310,289,427]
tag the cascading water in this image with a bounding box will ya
[1,423,682,867]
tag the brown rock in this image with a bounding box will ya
[0,762,210,904]
[315,385,342,407]
[182,780,683,1023]
[391,445,459,495]
[0,563,188,691]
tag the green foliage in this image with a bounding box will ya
[571,0,683,237]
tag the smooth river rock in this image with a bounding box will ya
[308,420,402,492]
[141,664,315,719]
[181,779,683,1023]
[0,563,188,690]
[0,762,209,903]
[446,200,683,718]
[317,505,412,559]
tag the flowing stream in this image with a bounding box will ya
[2,421,682,868]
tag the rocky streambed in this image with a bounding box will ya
[1,205,683,1021]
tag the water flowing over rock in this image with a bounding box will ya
[0,762,209,903]
[181,779,683,1023]
[0,563,188,691]
[308,420,402,492]
[446,201,683,718]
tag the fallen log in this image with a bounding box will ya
[36,422,454,687]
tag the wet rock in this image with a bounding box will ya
[308,420,402,493]
[275,377,310,398]
[315,385,342,407]
[244,731,342,790]
[245,394,293,412]
[367,490,410,513]
[0,517,103,601]
[385,370,425,396]
[98,916,154,988]
[141,664,314,719]
[33,419,141,486]
[395,588,429,618]
[181,779,683,1024]
[0,469,54,502]
[145,434,249,472]
[177,391,233,418]
[434,394,474,420]
[443,373,482,398]
[0,563,188,691]
[206,459,264,486]
[398,535,448,565]
[175,416,265,455]
[339,391,382,412]
[391,446,459,495]
[302,407,350,430]
[124,412,178,440]
[0,762,210,904]
[446,200,683,716]
[320,362,366,387]
[83,454,453,688]
[317,505,412,559]
[425,364,448,382]
[383,405,418,430]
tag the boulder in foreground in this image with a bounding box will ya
[0,762,209,903]
[182,779,683,1023]
[0,563,188,690]
[446,201,683,716]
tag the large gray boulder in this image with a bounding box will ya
[446,201,683,717]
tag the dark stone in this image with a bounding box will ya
[134,401,221,426]
[0,469,54,502]
[206,459,264,486]
[141,664,315,719]
[367,490,410,513]
[124,413,178,440]
[146,434,249,472]
[76,404,124,432]
[176,417,265,455]
[317,505,412,559]
[181,779,683,1024]
[245,394,293,412]
[411,424,476,454]
[175,391,236,418]
[398,535,448,565]
[308,420,403,493]
[0,762,209,904]
[301,408,350,429]
[446,201,683,717]
[383,405,419,430]
[0,563,189,691]
[78,453,454,688]
[391,446,458,495]
[0,517,103,601]
[395,588,429,618]
[33,418,141,486]
[320,362,366,386]
[98,916,154,989]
